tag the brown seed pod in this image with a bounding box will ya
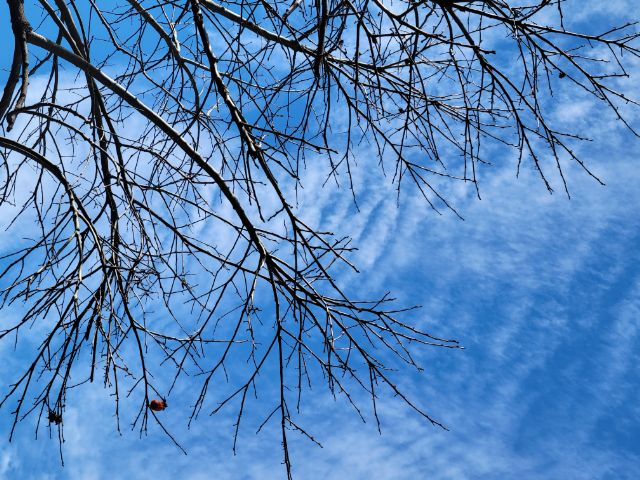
[148,399,168,412]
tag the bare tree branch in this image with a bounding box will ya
[0,0,637,477]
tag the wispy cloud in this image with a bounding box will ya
[1,1,639,479]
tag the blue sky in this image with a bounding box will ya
[1,1,639,479]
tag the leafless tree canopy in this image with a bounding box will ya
[0,0,638,475]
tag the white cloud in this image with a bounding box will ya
[2,1,640,479]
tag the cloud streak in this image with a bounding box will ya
[1,1,639,479]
